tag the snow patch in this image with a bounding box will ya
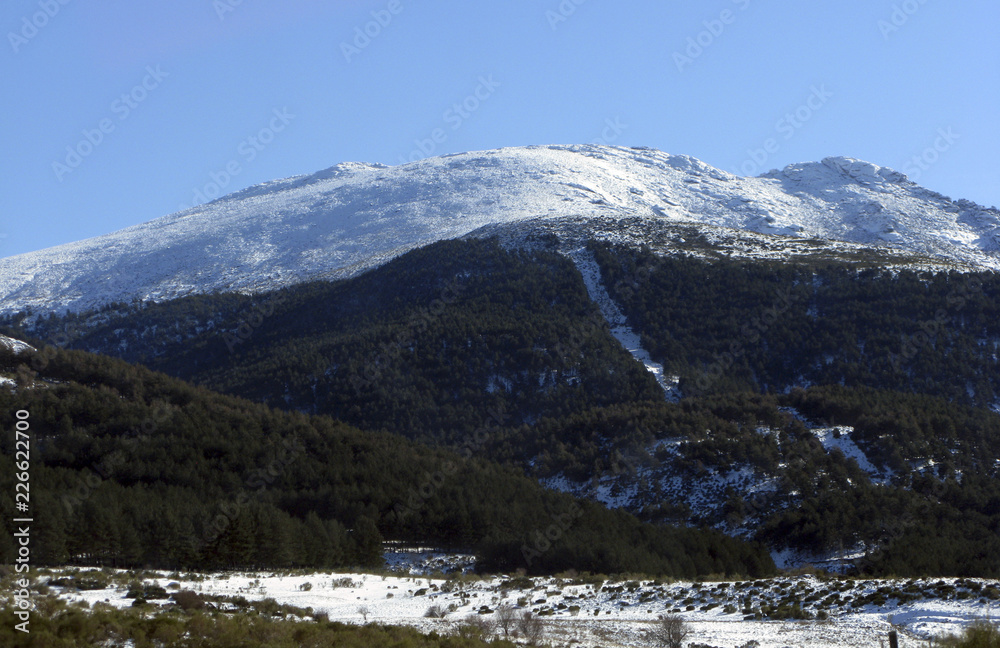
[569,248,681,401]
[783,407,890,483]
[0,334,35,354]
[811,426,880,476]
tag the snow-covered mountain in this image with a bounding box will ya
[2,144,998,315]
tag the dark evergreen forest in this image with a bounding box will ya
[0,344,774,578]
[5,237,1000,576]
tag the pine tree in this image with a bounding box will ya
[352,516,383,568]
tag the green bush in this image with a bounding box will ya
[938,621,1000,648]
[170,590,205,611]
[0,596,509,648]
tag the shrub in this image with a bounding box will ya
[939,621,1000,648]
[126,584,169,600]
[171,590,205,611]
[501,576,534,591]
[456,614,495,640]
[650,613,689,648]
[518,611,546,646]
[495,603,518,639]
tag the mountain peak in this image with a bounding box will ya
[820,156,909,184]
[760,156,909,186]
[1,145,997,315]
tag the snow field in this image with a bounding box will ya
[43,559,1000,648]
[3,144,999,316]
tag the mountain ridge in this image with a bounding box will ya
[2,144,998,315]
[10,239,1000,575]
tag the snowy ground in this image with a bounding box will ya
[40,552,999,647]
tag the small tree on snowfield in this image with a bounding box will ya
[650,613,688,648]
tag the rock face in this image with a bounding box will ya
[1,144,998,315]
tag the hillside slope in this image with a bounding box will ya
[0,338,774,576]
[9,241,1000,576]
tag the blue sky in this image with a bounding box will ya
[2,0,997,258]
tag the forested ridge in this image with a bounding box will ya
[5,237,1000,575]
[13,238,1000,436]
[591,242,1000,404]
[486,389,1000,576]
[8,239,662,447]
[0,344,774,577]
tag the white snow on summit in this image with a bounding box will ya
[1,145,998,314]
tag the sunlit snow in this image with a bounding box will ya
[2,145,998,315]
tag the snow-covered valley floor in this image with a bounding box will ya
[32,552,999,647]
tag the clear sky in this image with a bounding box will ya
[2,0,998,258]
